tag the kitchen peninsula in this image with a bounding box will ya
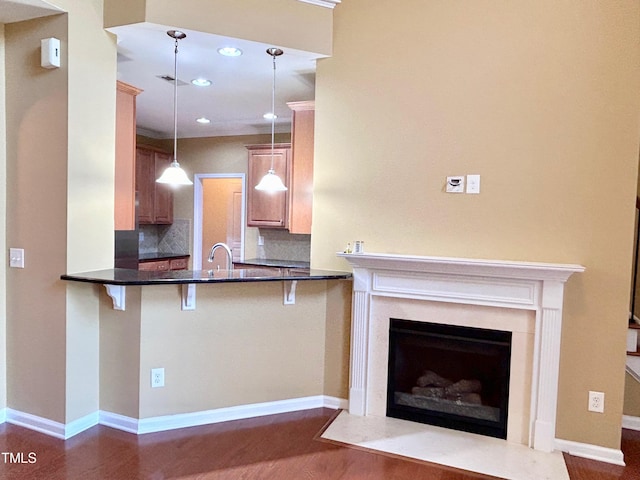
[59,265,353,435]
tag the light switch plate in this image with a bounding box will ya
[9,248,25,268]
[466,174,481,194]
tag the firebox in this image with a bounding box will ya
[387,318,512,439]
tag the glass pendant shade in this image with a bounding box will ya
[255,47,287,192]
[255,169,288,192]
[156,161,193,185]
[157,30,193,186]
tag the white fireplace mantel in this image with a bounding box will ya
[337,252,585,453]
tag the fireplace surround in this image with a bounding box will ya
[338,252,584,452]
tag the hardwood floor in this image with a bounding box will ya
[0,408,638,479]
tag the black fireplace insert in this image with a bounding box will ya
[387,318,512,439]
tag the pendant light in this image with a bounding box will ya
[157,30,193,186]
[255,48,288,192]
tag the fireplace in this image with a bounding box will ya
[338,252,584,452]
[387,318,512,439]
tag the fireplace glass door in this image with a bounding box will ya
[387,318,512,439]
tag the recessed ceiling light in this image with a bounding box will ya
[191,78,212,87]
[217,46,242,57]
[263,112,277,120]
[196,117,211,124]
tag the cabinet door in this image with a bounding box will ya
[138,260,170,271]
[247,146,290,228]
[136,148,155,224]
[153,151,174,224]
[169,257,188,270]
[136,147,174,225]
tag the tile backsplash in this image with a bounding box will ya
[139,219,190,254]
[257,229,310,263]
[138,219,310,263]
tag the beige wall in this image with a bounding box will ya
[312,0,640,450]
[5,0,117,424]
[6,14,69,423]
[0,24,6,412]
[98,280,349,418]
[100,285,141,418]
[323,279,351,399]
[64,0,117,423]
[625,372,640,417]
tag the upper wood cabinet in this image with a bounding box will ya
[136,146,173,225]
[287,101,315,234]
[115,81,142,230]
[246,144,291,228]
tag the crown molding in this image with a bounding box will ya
[298,0,341,8]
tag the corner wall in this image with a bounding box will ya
[5,0,117,426]
[0,24,7,413]
[312,0,640,450]
[6,14,69,423]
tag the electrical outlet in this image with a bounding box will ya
[151,368,165,388]
[588,391,604,413]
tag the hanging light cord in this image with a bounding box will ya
[269,49,277,172]
[172,35,179,165]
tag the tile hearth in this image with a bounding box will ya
[321,410,570,480]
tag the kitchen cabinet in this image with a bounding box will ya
[136,146,173,224]
[138,256,189,271]
[115,81,142,230]
[246,144,291,228]
[287,101,315,234]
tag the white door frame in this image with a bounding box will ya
[193,173,246,270]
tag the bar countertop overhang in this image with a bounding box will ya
[61,267,352,286]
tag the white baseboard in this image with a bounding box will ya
[3,396,347,439]
[623,414,640,431]
[102,395,347,435]
[4,409,98,440]
[0,408,6,424]
[555,438,625,466]
[5,409,66,439]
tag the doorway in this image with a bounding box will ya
[193,174,246,270]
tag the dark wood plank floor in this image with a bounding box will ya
[0,408,638,479]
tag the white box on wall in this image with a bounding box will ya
[41,37,60,69]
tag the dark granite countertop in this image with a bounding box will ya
[235,258,311,269]
[139,252,190,262]
[61,267,351,286]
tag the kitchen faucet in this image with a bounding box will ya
[207,242,233,270]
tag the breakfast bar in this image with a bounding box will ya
[62,267,351,310]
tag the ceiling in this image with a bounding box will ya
[2,1,324,139]
[0,0,62,23]
[110,23,323,139]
